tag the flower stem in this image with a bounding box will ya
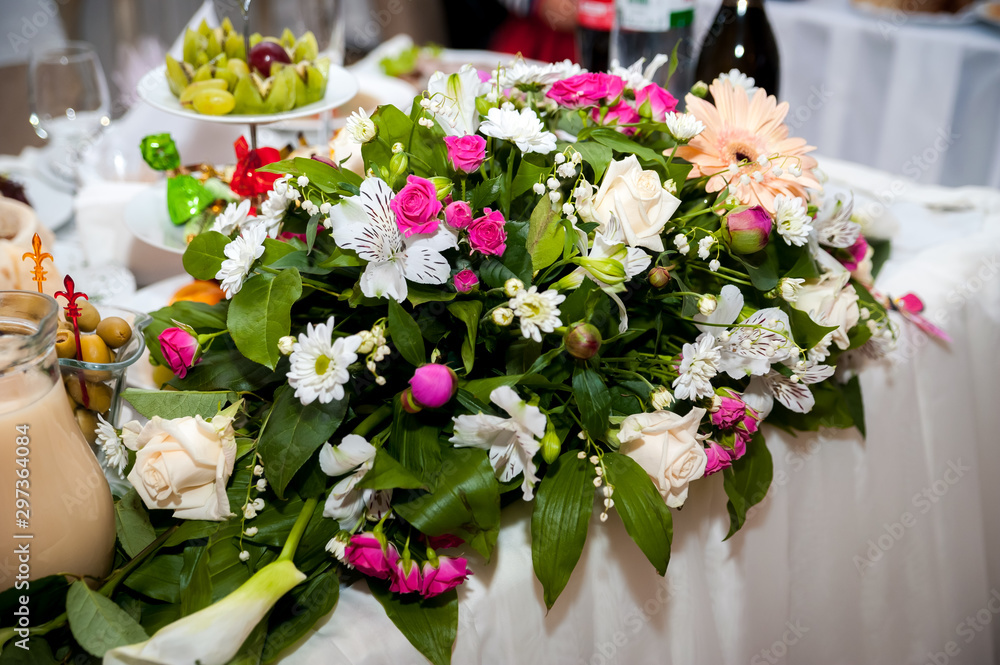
[354,404,393,438]
[278,497,319,563]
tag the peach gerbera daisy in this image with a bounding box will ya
[677,79,819,214]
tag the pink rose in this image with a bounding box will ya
[443,135,487,173]
[732,408,760,460]
[468,207,507,256]
[390,175,443,237]
[445,200,473,230]
[158,327,200,379]
[840,235,869,272]
[547,73,626,109]
[420,556,471,598]
[635,83,677,121]
[409,363,458,408]
[453,269,479,293]
[387,550,422,594]
[591,101,640,135]
[704,442,733,476]
[712,394,748,430]
[345,533,395,579]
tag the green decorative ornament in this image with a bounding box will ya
[140,133,181,171]
[166,174,212,226]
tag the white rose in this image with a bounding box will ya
[122,414,237,521]
[618,408,708,508]
[793,270,861,350]
[591,155,680,252]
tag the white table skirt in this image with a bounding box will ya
[277,159,1000,664]
[693,0,1000,190]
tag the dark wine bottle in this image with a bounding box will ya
[577,0,615,72]
[694,0,781,97]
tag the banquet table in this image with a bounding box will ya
[693,0,1000,189]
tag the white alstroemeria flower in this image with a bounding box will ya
[479,103,557,155]
[328,177,457,302]
[663,112,705,142]
[216,224,267,299]
[451,386,547,500]
[743,361,835,418]
[318,435,390,530]
[672,333,721,401]
[812,193,860,248]
[286,316,363,405]
[427,64,484,136]
[509,286,566,343]
[773,194,814,247]
[345,106,377,143]
[104,559,306,665]
[95,414,128,478]
[211,199,251,235]
[716,68,758,94]
[609,54,669,90]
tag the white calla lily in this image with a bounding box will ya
[427,64,483,136]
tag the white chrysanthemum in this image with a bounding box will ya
[496,58,582,90]
[345,107,377,143]
[672,333,721,401]
[773,194,814,247]
[509,286,566,343]
[287,316,363,405]
[96,414,128,478]
[479,103,557,155]
[778,277,805,303]
[664,112,705,142]
[716,68,758,94]
[211,199,251,235]
[216,224,267,299]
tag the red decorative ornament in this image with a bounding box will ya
[54,274,91,408]
[230,136,282,197]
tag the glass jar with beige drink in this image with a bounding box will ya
[0,291,115,591]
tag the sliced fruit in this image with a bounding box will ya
[279,28,296,50]
[165,53,194,96]
[192,88,236,115]
[226,58,249,79]
[179,78,228,107]
[224,31,245,61]
[170,279,226,306]
[292,31,319,62]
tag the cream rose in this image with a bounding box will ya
[618,408,708,508]
[793,270,861,350]
[122,414,237,521]
[591,155,680,252]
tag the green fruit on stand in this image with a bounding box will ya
[192,88,235,115]
[293,31,319,62]
[165,54,194,97]
[179,78,228,107]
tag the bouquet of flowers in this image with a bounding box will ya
[6,59,897,665]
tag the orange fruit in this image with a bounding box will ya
[169,280,226,306]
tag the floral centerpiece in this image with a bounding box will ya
[1,59,897,665]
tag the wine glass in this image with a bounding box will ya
[28,41,111,189]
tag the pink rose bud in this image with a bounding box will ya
[409,363,458,409]
[547,72,626,109]
[453,269,479,293]
[635,83,678,121]
[468,207,507,256]
[390,175,443,237]
[711,394,747,430]
[839,235,869,272]
[158,327,201,379]
[345,533,395,579]
[648,266,671,288]
[723,207,773,254]
[564,322,602,359]
[420,556,471,598]
[590,101,640,135]
[704,442,733,476]
[445,200,473,230]
[731,433,749,460]
[388,551,422,594]
[443,135,487,173]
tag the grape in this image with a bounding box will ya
[192,89,236,115]
[179,78,229,106]
[248,41,291,77]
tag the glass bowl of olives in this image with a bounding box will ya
[56,300,152,445]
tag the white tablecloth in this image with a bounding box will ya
[277,159,1000,665]
[694,0,1000,189]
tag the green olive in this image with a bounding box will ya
[77,300,101,332]
[74,408,99,445]
[79,334,112,364]
[65,377,113,413]
[96,316,132,349]
[55,330,77,359]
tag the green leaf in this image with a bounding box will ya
[447,301,482,374]
[587,128,665,165]
[843,375,866,438]
[525,197,565,271]
[468,175,503,210]
[388,299,426,367]
[786,306,838,350]
[123,554,183,603]
[511,157,549,199]
[735,243,779,291]
[123,389,234,420]
[261,571,340,663]
[531,452,595,609]
[179,545,212,615]
[258,385,349,499]
[259,238,299,266]
[174,349,280,392]
[572,367,611,440]
[408,284,457,307]
[480,243,532,289]
[229,269,303,369]
[114,489,156,557]
[572,141,613,181]
[356,448,429,491]
[387,402,443,484]
[394,447,501,561]
[604,453,672,575]
[66,580,149,657]
[182,231,230,280]
[722,430,773,539]
[1,637,57,663]
[369,581,457,665]
[260,156,363,192]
